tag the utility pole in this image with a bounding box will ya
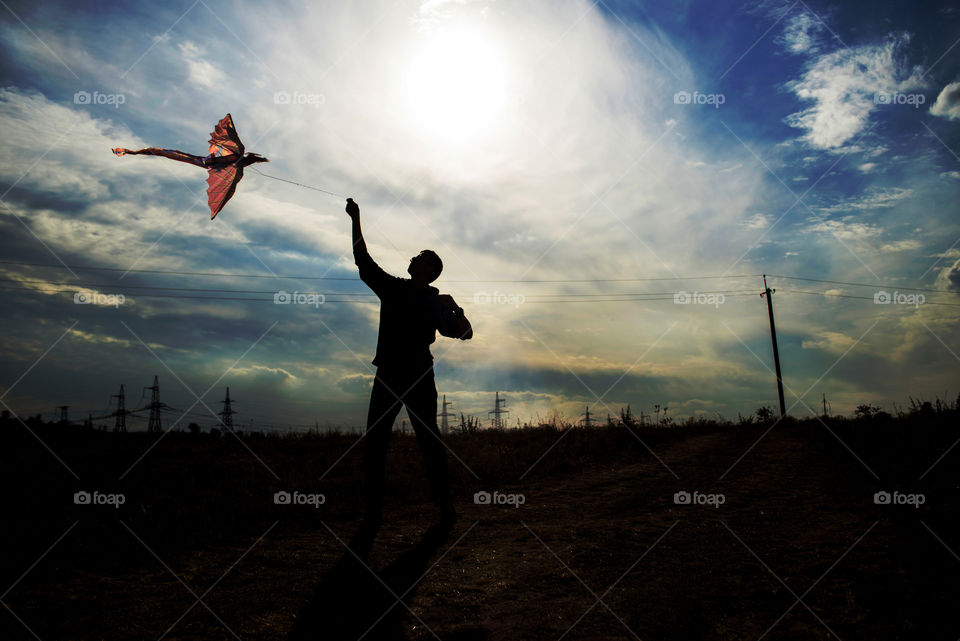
[112,384,128,432]
[761,275,786,418]
[219,387,236,432]
[145,375,163,433]
[438,394,455,434]
[488,391,508,429]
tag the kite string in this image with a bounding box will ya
[250,168,346,199]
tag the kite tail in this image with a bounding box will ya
[111,147,208,168]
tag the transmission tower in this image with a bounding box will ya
[144,375,164,433]
[438,394,455,434]
[488,392,508,429]
[218,386,237,432]
[580,405,594,428]
[112,384,128,432]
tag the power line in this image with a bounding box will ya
[0,260,760,283]
[779,289,960,307]
[0,277,377,296]
[2,260,956,294]
[3,261,957,304]
[768,274,953,295]
[4,284,960,305]
[0,278,759,298]
[0,285,765,304]
[0,260,357,281]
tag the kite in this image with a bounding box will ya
[112,113,268,219]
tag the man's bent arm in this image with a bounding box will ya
[457,312,473,340]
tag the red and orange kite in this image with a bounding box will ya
[112,113,268,219]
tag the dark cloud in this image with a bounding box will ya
[937,257,960,292]
[931,81,960,120]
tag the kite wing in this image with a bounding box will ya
[208,113,244,158]
[206,164,244,219]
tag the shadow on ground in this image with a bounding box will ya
[287,523,487,641]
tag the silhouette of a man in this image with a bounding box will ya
[346,198,472,529]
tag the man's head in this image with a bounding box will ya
[408,249,443,284]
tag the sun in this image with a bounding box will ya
[403,23,509,145]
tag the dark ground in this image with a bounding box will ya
[1,409,958,640]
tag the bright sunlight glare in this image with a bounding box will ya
[403,23,510,145]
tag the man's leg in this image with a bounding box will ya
[404,368,454,518]
[363,370,404,522]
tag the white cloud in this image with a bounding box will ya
[818,187,913,213]
[930,81,960,120]
[778,12,824,55]
[178,41,225,89]
[742,213,771,230]
[0,88,156,200]
[806,218,880,241]
[802,331,856,353]
[784,34,926,149]
[232,365,298,383]
[878,238,922,252]
[804,214,921,253]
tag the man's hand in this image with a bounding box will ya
[346,198,360,219]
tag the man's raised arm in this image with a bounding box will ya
[346,198,368,260]
[346,198,393,294]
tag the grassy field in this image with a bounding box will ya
[1,406,958,640]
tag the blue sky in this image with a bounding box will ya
[1,0,958,430]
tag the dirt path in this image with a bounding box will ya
[5,425,955,640]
